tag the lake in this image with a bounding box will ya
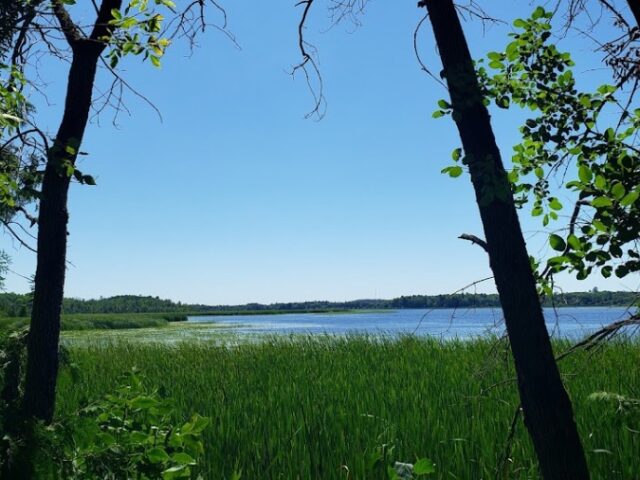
[188,306,637,340]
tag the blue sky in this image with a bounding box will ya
[3,1,638,304]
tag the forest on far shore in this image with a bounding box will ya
[0,290,636,317]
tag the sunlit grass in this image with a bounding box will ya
[57,336,640,479]
[0,312,185,331]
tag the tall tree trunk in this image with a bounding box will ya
[21,0,121,424]
[422,1,589,479]
[22,45,102,422]
[627,0,640,27]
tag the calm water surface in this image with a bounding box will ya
[188,307,636,340]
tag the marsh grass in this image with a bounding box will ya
[0,312,187,331]
[57,336,639,479]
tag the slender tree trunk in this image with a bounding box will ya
[627,0,640,27]
[422,1,589,478]
[22,45,101,422]
[21,0,121,424]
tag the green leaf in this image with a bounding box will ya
[611,182,626,200]
[534,167,544,179]
[147,447,170,464]
[121,17,138,29]
[131,396,158,409]
[432,110,445,119]
[414,458,436,475]
[620,190,639,206]
[150,55,162,68]
[591,197,613,208]
[567,234,581,251]
[387,466,400,480]
[548,197,562,211]
[451,148,462,161]
[171,452,196,465]
[441,166,463,178]
[506,41,519,60]
[162,465,189,479]
[604,127,615,142]
[615,265,629,278]
[578,165,592,183]
[130,431,149,443]
[593,220,608,232]
[549,234,566,252]
[82,175,97,186]
[531,6,546,19]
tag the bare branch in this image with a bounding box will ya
[413,13,447,88]
[1,220,37,253]
[459,233,489,252]
[291,0,326,120]
[556,315,640,361]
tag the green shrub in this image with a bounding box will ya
[45,368,209,479]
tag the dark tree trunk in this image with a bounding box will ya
[21,0,122,424]
[627,0,640,28]
[22,45,102,422]
[422,1,589,479]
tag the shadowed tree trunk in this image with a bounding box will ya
[627,0,640,27]
[421,1,589,478]
[22,0,122,423]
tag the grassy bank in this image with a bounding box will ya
[0,309,354,332]
[56,336,639,479]
[0,312,182,331]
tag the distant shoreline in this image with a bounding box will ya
[1,290,637,322]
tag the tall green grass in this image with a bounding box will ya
[0,312,186,331]
[57,337,639,479]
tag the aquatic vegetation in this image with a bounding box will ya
[57,336,640,479]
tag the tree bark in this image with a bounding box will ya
[627,0,640,28]
[22,0,121,423]
[422,1,590,479]
[22,45,101,423]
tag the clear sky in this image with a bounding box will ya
[2,1,638,304]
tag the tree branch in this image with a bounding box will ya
[459,233,489,252]
[51,0,83,48]
[90,0,123,44]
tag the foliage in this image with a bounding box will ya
[0,327,28,467]
[53,0,175,70]
[43,368,209,479]
[588,391,640,435]
[437,7,640,294]
[353,419,435,479]
[106,0,175,69]
[0,61,41,278]
[1,338,209,480]
[0,63,39,217]
[56,337,640,479]
[1,291,636,321]
[0,0,27,56]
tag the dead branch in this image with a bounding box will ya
[459,233,489,252]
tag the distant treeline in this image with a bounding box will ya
[390,290,638,309]
[0,290,637,317]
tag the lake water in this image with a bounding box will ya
[188,307,637,340]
